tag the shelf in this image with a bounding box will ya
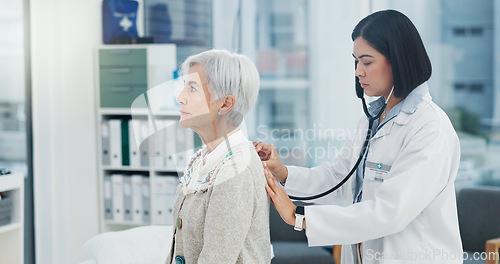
[154,169,185,174]
[104,220,147,226]
[99,108,180,117]
[102,166,149,172]
[260,78,309,90]
[0,222,21,235]
[101,167,186,173]
[0,174,23,192]
[0,174,23,263]
[96,46,183,233]
[97,44,176,50]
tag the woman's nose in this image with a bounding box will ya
[355,64,365,77]
[177,87,186,104]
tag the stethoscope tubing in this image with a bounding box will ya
[288,97,386,201]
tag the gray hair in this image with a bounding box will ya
[181,49,260,126]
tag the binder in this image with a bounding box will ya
[175,125,194,171]
[121,120,130,166]
[152,176,178,225]
[164,120,177,171]
[103,175,113,220]
[141,176,151,223]
[165,176,178,225]
[131,175,144,223]
[128,119,141,168]
[152,177,167,224]
[123,176,133,221]
[111,174,124,222]
[109,120,122,167]
[102,120,111,166]
[139,120,150,167]
[153,120,166,169]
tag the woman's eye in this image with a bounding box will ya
[363,62,372,66]
[190,86,197,92]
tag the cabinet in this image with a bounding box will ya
[95,45,199,232]
[0,174,24,264]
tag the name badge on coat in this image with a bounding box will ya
[362,161,392,200]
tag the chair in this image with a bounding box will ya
[269,204,335,264]
[457,186,500,264]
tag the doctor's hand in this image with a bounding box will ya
[264,162,302,228]
[253,141,288,183]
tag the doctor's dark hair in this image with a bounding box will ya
[352,9,432,98]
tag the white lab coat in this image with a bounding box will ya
[285,87,463,263]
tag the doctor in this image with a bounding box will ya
[255,10,463,264]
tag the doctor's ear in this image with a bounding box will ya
[218,95,236,115]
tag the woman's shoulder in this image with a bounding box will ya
[404,96,459,145]
[213,141,263,186]
[413,96,454,130]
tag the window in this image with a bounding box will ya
[453,27,467,36]
[371,0,499,191]
[469,83,484,92]
[454,83,466,91]
[455,83,485,92]
[470,27,484,36]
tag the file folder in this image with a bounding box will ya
[153,120,167,169]
[141,176,151,223]
[175,125,194,171]
[109,120,122,167]
[165,176,178,225]
[121,120,130,166]
[139,120,150,167]
[164,120,177,171]
[131,175,144,223]
[128,119,141,168]
[152,177,167,224]
[102,120,111,166]
[152,176,178,225]
[103,175,113,220]
[123,175,133,221]
[111,174,124,222]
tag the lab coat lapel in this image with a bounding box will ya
[371,121,394,140]
[371,110,414,140]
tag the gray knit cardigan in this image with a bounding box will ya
[166,131,271,264]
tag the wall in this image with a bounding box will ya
[306,0,367,165]
[31,0,101,263]
[0,1,25,104]
[309,0,368,128]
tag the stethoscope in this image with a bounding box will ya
[288,85,394,201]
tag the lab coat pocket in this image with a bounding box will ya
[362,168,387,201]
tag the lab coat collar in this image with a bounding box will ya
[367,97,385,117]
[367,82,430,117]
[369,82,430,139]
[392,83,431,126]
[400,82,430,115]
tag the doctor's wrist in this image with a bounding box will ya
[279,165,288,184]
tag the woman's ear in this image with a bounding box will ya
[219,95,236,114]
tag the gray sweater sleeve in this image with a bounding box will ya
[197,165,255,263]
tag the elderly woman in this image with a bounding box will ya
[166,50,271,264]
